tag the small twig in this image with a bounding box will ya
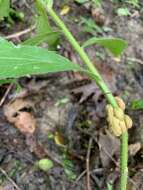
[5,25,36,40]
[90,174,102,188]
[72,170,87,187]
[0,167,21,190]
[128,178,139,190]
[86,138,93,190]
[0,83,14,106]
[92,168,104,174]
[127,57,143,65]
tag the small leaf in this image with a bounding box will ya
[54,131,65,147]
[60,5,70,16]
[131,99,143,110]
[22,31,60,46]
[107,183,113,190]
[35,0,59,49]
[62,158,77,181]
[38,159,54,171]
[92,0,102,7]
[117,8,131,16]
[75,0,88,4]
[55,97,69,106]
[35,0,52,34]
[126,0,139,8]
[83,37,128,57]
[0,37,83,79]
[79,17,103,35]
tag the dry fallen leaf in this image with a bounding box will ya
[72,81,101,103]
[129,142,141,156]
[4,98,36,134]
[91,8,105,26]
[99,130,120,167]
[14,112,36,134]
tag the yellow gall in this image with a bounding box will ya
[106,104,114,116]
[111,117,122,136]
[114,108,124,120]
[119,121,127,133]
[115,97,126,110]
[124,115,133,129]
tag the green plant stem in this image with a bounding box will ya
[47,7,117,107]
[46,5,128,190]
[120,132,128,190]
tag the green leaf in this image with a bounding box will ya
[107,183,113,190]
[0,79,14,85]
[0,0,10,20]
[79,17,103,35]
[117,8,131,16]
[83,37,128,57]
[126,0,139,8]
[22,31,60,46]
[38,159,54,171]
[0,37,82,79]
[35,0,59,49]
[131,99,143,110]
[62,158,77,181]
[75,0,89,4]
[35,0,52,34]
[92,0,102,7]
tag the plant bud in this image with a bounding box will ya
[115,97,126,110]
[124,115,133,129]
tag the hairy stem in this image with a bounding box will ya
[44,4,128,190]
